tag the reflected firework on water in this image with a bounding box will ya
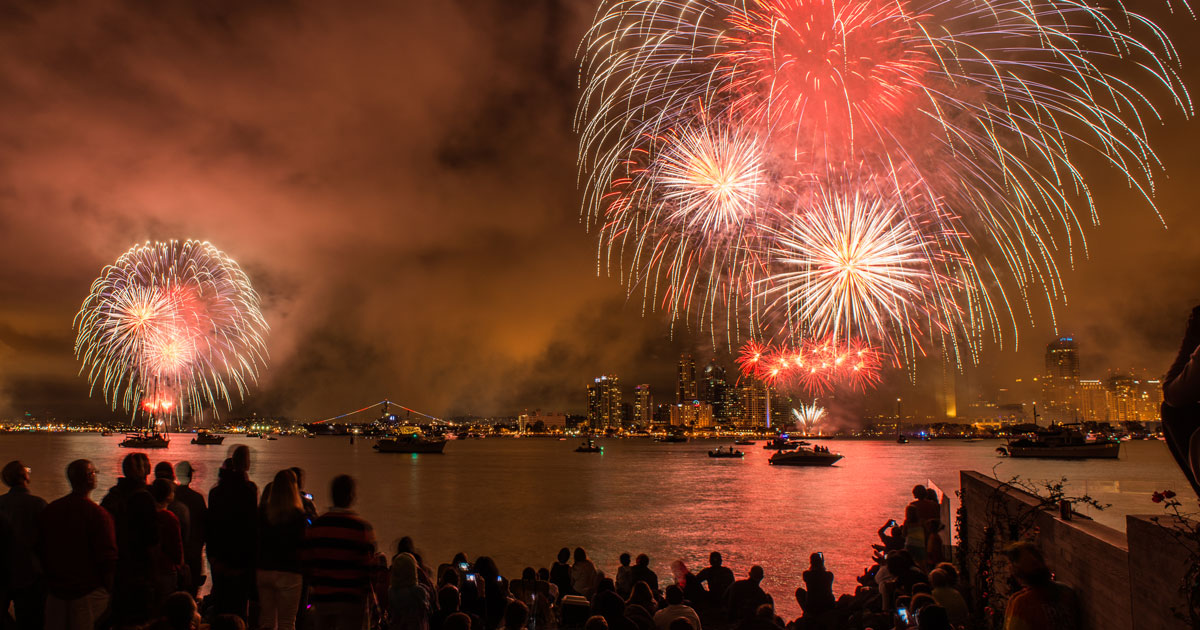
[73,240,269,428]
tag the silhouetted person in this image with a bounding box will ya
[625,603,655,630]
[630,554,659,594]
[431,585,463,630]
[928,568,967,627]
[473,556,508,630]
[150,479,184,609]
[207,447,258,618]
[509,567,553,630]
[103,453,157,624]
[154,462,191,562]
[800,553,833,617]
[550,548,574,598]
[501,599,528,630]
[1002,543,1079,630]
[258,469,308,630]
[572,548,600,600]
[667,618,695,630]
[615,553,634,598]
[446,612,475,630]
[156,590,201,630]
[653,585,701,630]
[302,474,377,630]
[390,552,432,630]
[725,566,771,624]
[152,590,201,630]
[916,604,951,630]
[39,459,117,630]
[696,552,733,611]
[590,578,628,630]
[0,461,46,630]
[173,461,207,595]
[1163,305,1200,495]
[628,581,659,617]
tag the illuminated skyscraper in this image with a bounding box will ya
[1105,373,1137,424]
[586,375,622,429]
[699,360,729,422]
[733,382,768,429]
[1078,379,1107,422]
[1042,337,1080,423]
[633,384,652,427]
[669,401,714,428]
[677,354,697,403]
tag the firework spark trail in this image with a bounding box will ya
[577,0,1191,372]
[74,240,269,426]
[793,401,827,434]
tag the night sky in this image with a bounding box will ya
[2,0,1199,421]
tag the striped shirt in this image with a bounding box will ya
[302,508,377,603]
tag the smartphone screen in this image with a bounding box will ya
[897,607,910,624]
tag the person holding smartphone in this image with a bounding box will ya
[877,520,904,552]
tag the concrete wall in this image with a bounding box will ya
[959,471,1191,630]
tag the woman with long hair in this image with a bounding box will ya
[256,469,309,630]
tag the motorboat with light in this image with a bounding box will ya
[191,431,225,445]
[768,445,843,466]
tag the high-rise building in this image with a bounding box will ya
[1042,337,1080,423]
[1105,373,1137,424]
[633,384,652,427]
[669,401,714,428]
[677,353,698,403]
[1140,380,1163,422]
[733,382,769,428]
[586,375,622,429]
[1105,374,1164,424]
[699,360,729,422]
[1078,379,1107,422]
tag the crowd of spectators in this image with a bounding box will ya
[0,456,1079,630]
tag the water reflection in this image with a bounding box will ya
[0,434,1187,618]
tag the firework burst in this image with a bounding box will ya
[74,240,269,426]
[793,402,827,434]
[578,0,1191,372]
[737,337,883,393]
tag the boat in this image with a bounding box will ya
[374,433,448,454]
[119,432,170,448]
[656,432,689,443]
[996,425,1120,459]
[246,432,262,438]
[733,439,755,446]
[896,435,909,444]
[769,446,843,466]
[762,437,800,450]
[267,436,278,441]
[100,430,113,437]
[575,439,603,453]
[708,446,745,458]
[190,431,225,445]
